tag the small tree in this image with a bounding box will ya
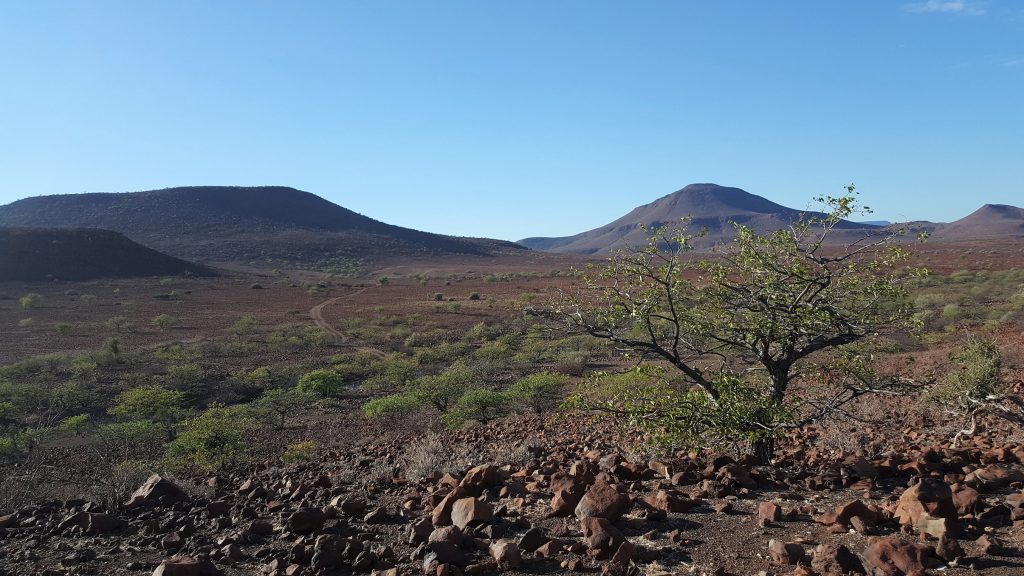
[151,314,179,329]
[406,364,472,412]
[296,369,346,397]
[508,372,569,414]
[231,315,258,339]
[109,385,187,437]
[548,190,922,463]
[253,388,315,429]
[164,403,252,472]
[363,394,421,419]
[444,389,511,428]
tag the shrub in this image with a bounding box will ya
[407,364,472,412]
[163,363,204,388]
[164,403,253,472]
[469,292,481,300]
[433,292,444,301]
[53,323,72,336]
[508,372,569,414]
[296,369,346,397]
[109,385,187,435]
[282,441,316,464]
[444,389,511,428]
[79,294,97,305]
[19,293,42,310]
[105,316,136,333]
[232,315,258,339]
[151,314,179,329]
[362,394,421,419]
[18,319,33,328]
[253,388,315,429]
[96,420,165,462]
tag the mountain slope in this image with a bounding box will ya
[518,183,875,254]
[932,204,1024,241]
[0,227,213,281]
[0,186,525,268]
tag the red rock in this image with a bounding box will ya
[862,538,929,576]
[535,540,565,558]
[611,541,635,564]
[152,556,221,576]
[717,464,757,490]
[126,474,189,509]
[643,490,697,513]
[952,487,980,516]
[935,535,965,562]
[460,464,503,496]
[895,478,958,539]
[758,502,783,524]
[287,507,326,533]
[768,540,805,565]
[450,498,493,530]
[489,539,522,570]
[815,500,881,529]
[432,488,466,527]
[811,543,866,575]
[581,516,624,552]
[575,480,629,523]
[966,464,1024,490]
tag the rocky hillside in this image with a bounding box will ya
[0,227,213,281]
[518,184,878,254]
[0,187,526,270]
[3,412,1024,576]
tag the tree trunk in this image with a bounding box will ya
[751,436,775,465]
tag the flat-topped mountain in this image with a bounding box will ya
[518,183,876,254]
[933,204,1024,241]
[0,227,213,281]
[0,186,525,269]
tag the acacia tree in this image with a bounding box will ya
[549,189,923,463]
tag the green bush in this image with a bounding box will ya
[252,388,315,429]
[109,385,187,434]
[96,420,165,462]
[508,372,569,414]
[151,314,179,329]
[444,389,511,428]
[282,441,317,464]
[19,293,42,309]
[18,318,33,328]
[433,292,444,301]
[362,394,421,419]
[296,369,346,397]
[232,315,258,338]
[927,336,1003,414]
[164,363,204,388]
[164,403,253,472]
[407,364,472,412]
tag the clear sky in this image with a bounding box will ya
[1,1,1021,240]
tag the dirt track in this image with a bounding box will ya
[308,287,386,358]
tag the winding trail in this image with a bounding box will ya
[309,288,387,358]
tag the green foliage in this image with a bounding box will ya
[96,420,165,462]
[362,353,418,390]
[105,315,136,333]
[406,364,472,412]
[19,293,42,309]
[282,441,316,464]
[18,318,33,328]
[433,292,444,301]
[928,336,1003,413]
[163,363,204,388]
[109,385,187,432]
[232,315,258,338]
[151,314,179,329]
[443,389,511,428]
[553,190,921,461]
[362,394,421,419]
[252,388,315,429]
[508,372,568,414]
[377,276,389,286]
[296,369,346,397]
[79,294,97,305]
[53,322,72,335]
[164,403,253,472]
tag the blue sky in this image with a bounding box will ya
[1,1,1021,240]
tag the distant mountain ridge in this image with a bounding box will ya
[0,186,525,269]
[0,227,213,281]
[518,183,875,254]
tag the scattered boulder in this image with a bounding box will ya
[489,539,522,570]
[287,507,326,533]
[758,501,782,525]
[152,556,221,576]
[451,497,494,530]
[575,480,629,523]
[581,516,625,552]
[811,543,866,575]
[126,475,189,509]
[767,540,805,565]
[862,538,930,576]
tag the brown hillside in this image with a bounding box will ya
[518,183,879,254]
[0,186,526,270]
[932,204,1024,241]
[0,227,213,281]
